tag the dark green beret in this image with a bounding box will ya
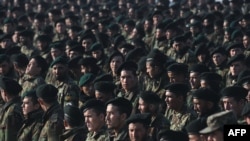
[64,105,84,125]
[241,103,250,117]
[165,83,190,96]
[237,70,250,86]
[167,63,188,74]
[200,72,222,83]
[69,44,84,54]
[194,43,209,56]
[125,47,147,62]
[68,56,82,68]
[117,43,134,50]
[139,91,161,104]
[11,53,29,68]
[192,35,209,46]
[0,34,12,42]
[78,57,97,67]
[172,35,186,42]
[227,54,245,66]
[22,90,37,99]
[189,21,202,28]
[94,81,116,93]
[117,61,138,76]
[157,129,188,141]
[210,47,227,56]
[226,42,244,52]
[89,42,103,52]
[126,113,151,126]
[0,77,22,95]
[123,19,135,27]
[220,86,248,100]
[81,99,105,113]
[231,29,243,40]
[106,97,132,117]
[36,84,58,100]
[50,56,69,68]
[146,49,166,65]
[49,41,65,51]
[185,119,207,134]
[0,54,9,63]
[79,73,95,87]
[107,23,120,31]
[189,64,210,74]
[192,88,220,103]
[36,34,52,43]
[93,74,113,83]
[19,29,34,38]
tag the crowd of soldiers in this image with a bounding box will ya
[0,0,250,141]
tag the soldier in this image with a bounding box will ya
[94,81,116,103]
[52,18,69,42]
[79,30,97,57]
[164,83,197,131]
[68,44,84,60]
[199,72,223,93]
[237,70,250,102]
[126,113,153,141]
[105,97,132,141]
[36,84,64,141]
[210,47,228,78]
[220,86,248,123]
[199,110,238,141]
[89,42,108,71]
[60,105,87,141]
[116,61,140,114]
[0,77,23,141]
[157,129,189,141]
[241,103,250,125]
[185,119,207,141]
[78,57,103,76]
[138,91,170,140]
[82,99,109,141]
[11,53,29,80]
[19,55,48,96]
[0,54,18,80]
[50,56,80,108]
[226,42,245,58]
[17,90,43,141]
[167,62,189,84]
[35,34,53,64]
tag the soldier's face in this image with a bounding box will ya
[189,72,200,89]
[229,61,245,77]
[110,56,123,74]
[120,70,137,91]
[0,61,11,75]
[95,91,111,103]
[25,58,41,76]
[84,109,104,132]
[165,91,181,110]
[52,64,68,80]
[212,53,226,66]
[106,104,125,129]
[193,98,210,115]
[128,123,147,141]
[22,97,40,116]
[146,62,158,79]
[221,97,241,113]
[138,98,150,114]
[167,72,185,84]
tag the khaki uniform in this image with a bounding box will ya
[52,33,68,42]
[149,114,170,141]
[86,126,109,141]
[0,97,23,141]
[17,109,44,141]
[167,48,197,67]
[59,127,87,141]
[38,103,64,141]
[224,72,238,87]
[108,126,129,141]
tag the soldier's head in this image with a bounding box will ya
[105,97,133,130]
[78,57,98,75]
[26,55,48,77]
[167,63,188,83]
[0,54,13,76]
[36,84,58,110]
[22,90,40,116]
[18,29,34,46]
[0,77,22,101]
[79,73,95,97]
[138,91,162,114]
[199,72,222,93]
[94,81,116,103]
[189,64,210,89]
[210,47,227,66]
[226,42,244,57]
[237,70,250,102]
[50,41,66,60]
[64,105,84,128]
[50,56,69,81]
[227,54,246,77]
[185,119,207,141]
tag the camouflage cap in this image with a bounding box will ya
[199,110,237,134]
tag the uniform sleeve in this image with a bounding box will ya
[31,123,43,141]
[47,119,64,141]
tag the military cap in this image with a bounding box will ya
[11,53,29,68]
[69,44,84,54]
[199,110,237,134]
[93,74,113,83]
[139,91,161,104]
[167,63,188,74]
[3,18,14,24]
[64,105,84,125]
[0,33,12,42]
[200,72,222,83]
[68,56,82,68]
[152,10,163,17]
[189,21,202,29]
[0,54,10,63]
[36,34,52,43]
[19,29,34,38]
[89,42,103,52]
[220,86,248,100]
[194,43,209,56]
[123,19,135,27]
[231,29,243,40]
[126,113,151,126]
[94,81,116,93]
[227,54,245,66]
[192,35,209,46]
[189,64,210,74]
[50,56,69,67]
[116,61,138,76]
[192,88,220,103]
[79,30,96,41]
[107,23,120,31]
[22,90,37,99]
[172,35,186,42]
[157,129,188,141]
[125,47,147,62]
[36,84,58,100]
[79,73,95,87]
[146,49,166,65]
[5,46,21,56]
[226,42,244,52]
[48,8,61,15]
[185,119,207,135]
[114,35,126,48]
[107,51,124,64]
[137,56,147,72]
[241,103,250,117]
[81,99,105,113]
[49,41,65,51]
[117,43,134,50]
[0,77,22,95]
[165,83,190,96]
[106,97,132,117]
[237,70,250,86]
[210,47,227,56]
[78,57,97,67]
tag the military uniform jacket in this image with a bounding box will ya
[108,126,129,141]
[149,114,170,141]
[54,77,80,108]
[38,103,64,141]
[17,109,44,141]
[0,96,23,141]
[86,126,109,141]
[165,106,196,131]
[224,71,238,87]
[59,127,87,141]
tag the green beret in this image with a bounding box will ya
[125,46,147,62]
[200,72,222,83]
[64,105,84,125]
[69,44,84,54]
[220,86,248,100]
[165,83,190,96]
[19,29,34,38]
[189,64,210,74]
[79,73,95,87]
[106,97,133,117]
[49,41,65,51]
[167,63,188,74]
[22,90,37,99]
[146,49,166,65]
[0,77,22,95]
[36,84,58,100]
[241,103,250,117]
[194,43,209,56]
[227,54,245,66]
[116,61,138,76]
[126,113,151,126]
[93,74,113,83]
[50,56,69,68]
[226,42,244,52]
[11,53,29,68]
[107,51,124,64]
[185,119,207,135]
[137,56,147,72]
[192,88,220,103]
[78,57,97,67]
[81,99,105,113]
[139,91,161,104]
[237,70,250,86]
[36,34,52,43]
[68,56,82,68]
[0,54,10,63]
[0,33,12,42]
[89,42,103,52]
[94,81,116,93]
[157,129,188,141]
[210,47,227,56]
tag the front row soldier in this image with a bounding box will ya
[36,84,64,141]
[0,77,23,141]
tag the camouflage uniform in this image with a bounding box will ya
[0,96,23,141]
[59,127,87,141]
[38,103,64,141]
[224,71,238,87]
[167,48,197,67]
[86,126,109,141]
[52,33,68,42]
[165,106,196,131]
[17,109,44,141]
[19,75,46,97]
[108,126,129,141]
[53,77,80,108]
